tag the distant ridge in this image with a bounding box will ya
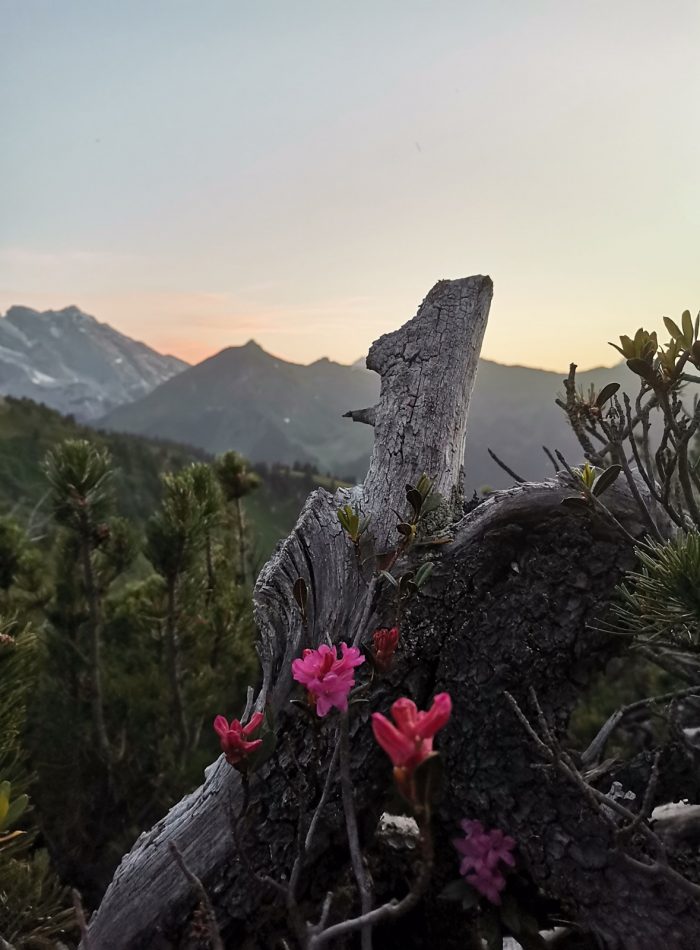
[0,305,628,488]
[0,305,187,419]
[100,337,625,488]
[100,339,379,478]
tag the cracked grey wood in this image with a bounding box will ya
[85,274,700,949]
[86,275,493,948]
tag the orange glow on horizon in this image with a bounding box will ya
[0,287,675,375]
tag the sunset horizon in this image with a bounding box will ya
[0,287,670,374]
[3,1,698,375]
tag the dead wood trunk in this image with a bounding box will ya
[86,276,700,950]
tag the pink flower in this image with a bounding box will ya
[371,693,451,800]
[453,819,516,905]
[213,711,264,767]
[371,627,399,672]
[291,642,365,717]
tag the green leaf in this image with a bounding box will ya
[406,488,424,518]
[414,561,434,588]
[0,781,10,828]
[420,492,444,516]
[3,793,28,830]
[415,473,433,499]
[592,464,622,497]
[460,888,480,911]
[500,894,548,949]
[595,382,620,408]
[398,571,415,591]
[561,495,589,508]
[499,893,522,933]
[682,309,694,346]
[379,569,399,588]
[439,878,473,903]
[626,358,656,383]
[664,316,684,342]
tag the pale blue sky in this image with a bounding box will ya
[1,0,699,367]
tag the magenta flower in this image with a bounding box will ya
[291,642,365,716]
[372,693,452,801]
[371,626,399,672]
[453,819,516,904]
[372,693,452,772]
[213,712,264,768]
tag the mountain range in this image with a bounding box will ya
[0,305,626,489]
[100,341,624,490]
[0,305,186,419]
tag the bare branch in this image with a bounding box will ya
[487,448,525,484]
[169,843,225,950]
[339,714,373,949]
[72,890,91,950]
[581,686,700,767]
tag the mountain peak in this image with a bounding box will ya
[58,304,91,318]
[0,304,187,420]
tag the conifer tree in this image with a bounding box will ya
[43,440,115,763]
[214,451,261,586]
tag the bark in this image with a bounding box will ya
[86,276,700,950]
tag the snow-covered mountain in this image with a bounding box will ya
[0,305,188,419]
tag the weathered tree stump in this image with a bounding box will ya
[86,276,700,950]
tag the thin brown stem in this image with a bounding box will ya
[339,714,373,950]
[72,889,91,950]
[169,842,225,950]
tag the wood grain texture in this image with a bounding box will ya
[86,275,700,949]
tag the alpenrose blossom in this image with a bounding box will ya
[371,626,399,672]
[291,642,365,717]
[371,692,452,797]
[453,819,516,904]
[213,712,264,768]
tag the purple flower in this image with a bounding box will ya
[453,819,516,905]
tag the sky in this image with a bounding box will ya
[1,0,699,370]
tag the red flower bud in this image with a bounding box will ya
[213,711,264,770]
[371,626,399,672]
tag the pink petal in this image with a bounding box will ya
[390,698,419,735]
[372,712,414,766]
[213,715,230,738]
[415,692,452,739]
[340,643,365,667]
[292,659,312,684]
[243,711,264,736]
[316,694,334,717]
